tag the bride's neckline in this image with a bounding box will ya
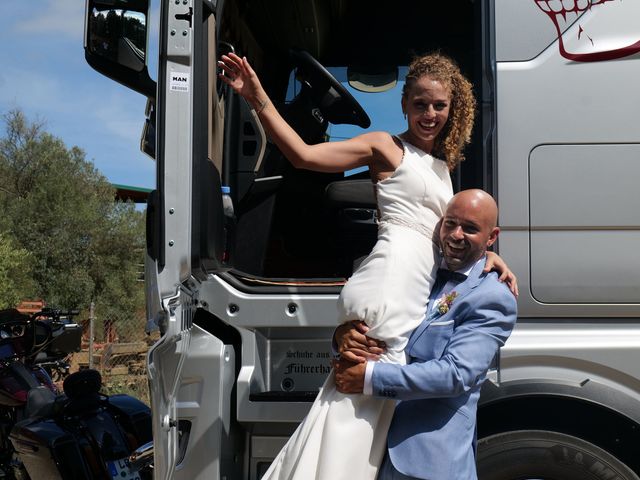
[396,134,434,159]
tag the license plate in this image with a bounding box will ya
[269,338,333,391]
[107,457,141,480]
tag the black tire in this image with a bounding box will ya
[477,430,639,480]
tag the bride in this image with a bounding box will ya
[218,51,515,480]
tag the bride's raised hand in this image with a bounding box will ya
[218,53,264,105]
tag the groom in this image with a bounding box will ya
[334,189,517,480]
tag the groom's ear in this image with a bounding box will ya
[486,227,500,248]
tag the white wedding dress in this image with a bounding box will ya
[261,138,453,480]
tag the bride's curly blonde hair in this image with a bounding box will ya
[402,53,476,171]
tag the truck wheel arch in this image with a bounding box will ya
[478,382,640,476]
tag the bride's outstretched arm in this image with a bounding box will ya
[218,53,391,174]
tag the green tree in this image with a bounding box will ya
[0,109,145,331]
[0,233,35,309]
[89,200,146,338]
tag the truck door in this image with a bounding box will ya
[147,1,230,479]
[85,1,230,478]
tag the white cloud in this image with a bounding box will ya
[0,67,62,112]
[0,64,145,145]
[15,0,85,41]
[92,93,147,144]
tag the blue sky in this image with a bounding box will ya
[0,1,405,188]
[0,0,155,189]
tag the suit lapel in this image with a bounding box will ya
[407,257,487,351]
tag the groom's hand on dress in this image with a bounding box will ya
[334,320,386,363]
[332,358,366,394]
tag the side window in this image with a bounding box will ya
[147,2,159,82]
[284,67,408,177]
[285,70,301,103]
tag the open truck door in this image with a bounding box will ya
[85,1,233,478]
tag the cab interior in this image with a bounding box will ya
[214,0,491,282]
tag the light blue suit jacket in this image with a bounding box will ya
[372,258,517,479]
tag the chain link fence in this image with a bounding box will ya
[67,302,158,406]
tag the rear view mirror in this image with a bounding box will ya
[347,66,398,93]
[88,8,146,71]
[85,0,156,98]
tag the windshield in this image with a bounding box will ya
[286,67,408,176]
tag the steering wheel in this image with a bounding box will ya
[290,49,371,129]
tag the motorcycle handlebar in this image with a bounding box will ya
[32,308,80,320]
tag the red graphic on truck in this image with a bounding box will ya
[535,0,640,62]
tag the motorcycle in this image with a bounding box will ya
[0,307,152,480]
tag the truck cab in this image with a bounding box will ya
[85,0,640,478]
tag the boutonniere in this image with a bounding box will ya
[437,291,458,315]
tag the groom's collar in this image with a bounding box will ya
[439,256,485,278]
[430,256,487,304]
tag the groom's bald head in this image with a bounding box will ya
[439,190,499,270]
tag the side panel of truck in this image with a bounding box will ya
[496,0,640,315]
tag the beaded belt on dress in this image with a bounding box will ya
[377,215,434,239]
